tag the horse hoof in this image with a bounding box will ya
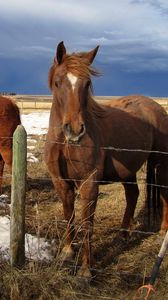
[75,271,92,290]
[60,246,74,262]
[77,266,92,280]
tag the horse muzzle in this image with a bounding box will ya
[63,123,86,143]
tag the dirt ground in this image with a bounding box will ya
[1,132,168,300]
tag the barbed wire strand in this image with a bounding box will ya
[1,135,168,156]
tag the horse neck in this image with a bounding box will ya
[84,96,108,143]
[86,96,107,123]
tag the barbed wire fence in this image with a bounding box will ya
[1,125,168,299]
[1,133,168,234]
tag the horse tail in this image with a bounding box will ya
[146,159,161,224]
[13,99,21,125]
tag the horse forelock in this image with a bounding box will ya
[51,54,99,79]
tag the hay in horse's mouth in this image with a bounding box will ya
[65,137,81,145]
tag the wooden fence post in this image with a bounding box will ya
[10,125,27,267]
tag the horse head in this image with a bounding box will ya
[48,41,99,143]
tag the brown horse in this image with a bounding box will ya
[45,41,168,278]
[0,96,21,191]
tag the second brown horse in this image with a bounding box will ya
[0,96,21,192]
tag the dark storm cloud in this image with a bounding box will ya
[0,0,168,96]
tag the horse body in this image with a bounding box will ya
[45,42,168,277]
[46,101,152,179]
[0,96,21,190]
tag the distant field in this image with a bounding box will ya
[8,94,168,111]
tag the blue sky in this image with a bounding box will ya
[0,0,168,96]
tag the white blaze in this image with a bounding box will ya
[67,72,78,91]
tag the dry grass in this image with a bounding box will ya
[1,133,168,300]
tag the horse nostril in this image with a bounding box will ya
[63,123,71,134]
[63,122,85,142]
[80,124,86,135]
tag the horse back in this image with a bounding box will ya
[0,96,21,145]
[102,95,167,125]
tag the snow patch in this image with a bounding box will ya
[0,216,53,262]
[21,112,49,135]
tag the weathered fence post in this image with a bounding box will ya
[10,125,27,267]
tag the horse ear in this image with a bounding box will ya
[48,65,55,90]
[56,41,66,64]
[82,45,99,65]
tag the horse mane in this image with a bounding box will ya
[87,95,108,118]
[64,54,100,78]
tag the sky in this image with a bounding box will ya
[0,0,168,96]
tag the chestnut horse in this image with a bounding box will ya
[45,41,168,278]
[0,96,21,191]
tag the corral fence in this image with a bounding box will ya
[8,94,168,111]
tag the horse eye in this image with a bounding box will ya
[86,79,91,88]
[55,81,60,88]
[55,78,62,88]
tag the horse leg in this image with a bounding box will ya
[157,163,168,234]
[52,177,76,260]
[121,175,139,232]
[78,180,98,278]
[0,154,5,193]
[61,186,76,260]
[0,149,12,193]
[160,195,168,234]
[0,148,12,173]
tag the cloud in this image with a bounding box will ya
[15,45,53,58]
[0,0,167,29]
[0,0,168,96]
[131,0,168,12]
[0,0,97,24]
